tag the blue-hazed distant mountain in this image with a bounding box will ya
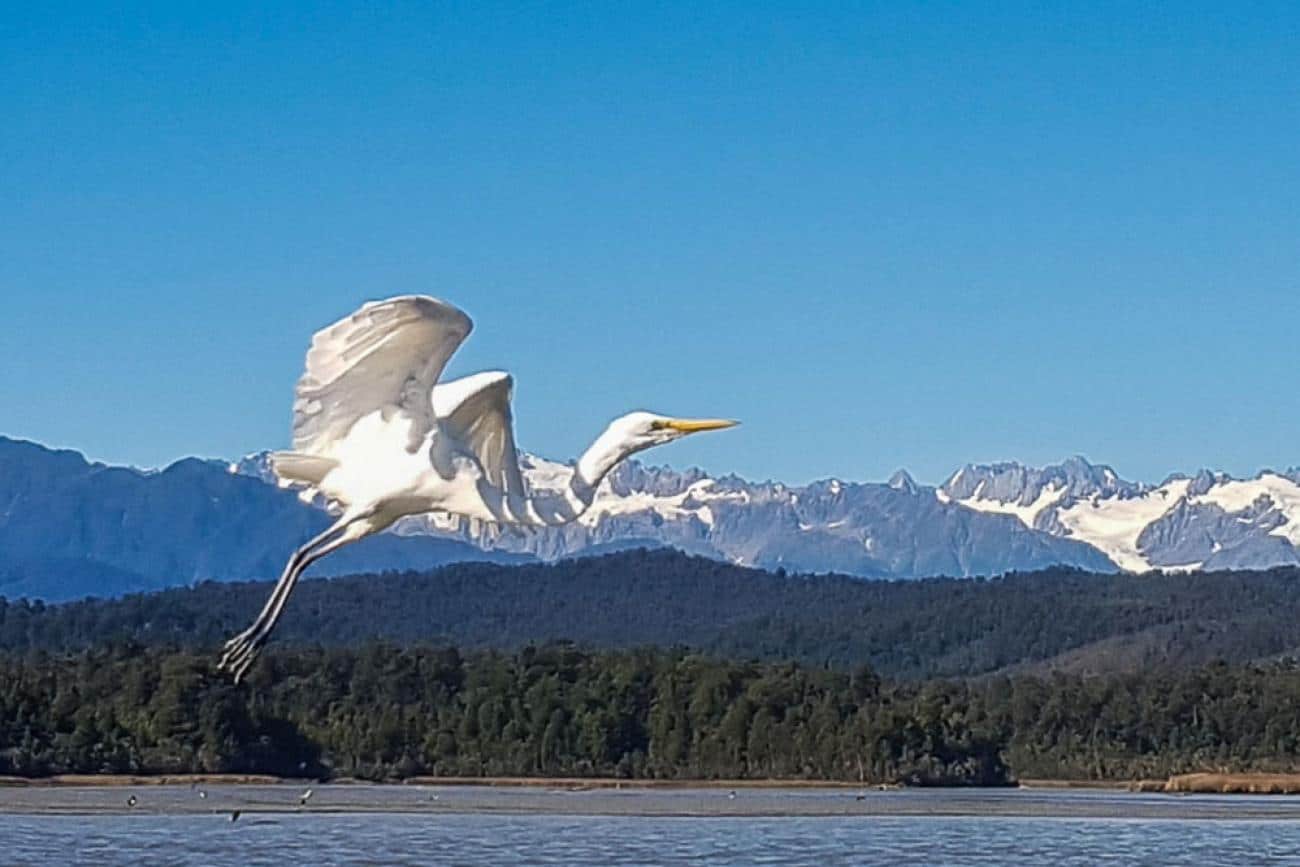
[0,437,526,601]
[5,434,1299,602]
[0,435,1112,600]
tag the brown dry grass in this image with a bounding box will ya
[1162,773,1300,794]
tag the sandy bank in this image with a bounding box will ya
[0,774,893,790]
[2,783,1300,820]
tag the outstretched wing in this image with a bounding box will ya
[431,371,527,498]
[292,296,472,456]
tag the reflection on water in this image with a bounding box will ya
[8,802,1300,866]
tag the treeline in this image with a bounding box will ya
[2,550,1300,678]
[991,661,1300,780]
[3,642,1300,783]
[0,643,1006,785]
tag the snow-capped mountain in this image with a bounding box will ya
[7,432,1300,603]
[232,449,1115,576]
[390,454,1300,575]
[225,448,1300,576]
[937,457,1300,572]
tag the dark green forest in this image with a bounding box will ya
[4,643,1300,783]
[3,550,1300,678]
[3,550,1300,783]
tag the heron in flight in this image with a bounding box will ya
[218,295,736,681]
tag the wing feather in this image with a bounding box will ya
[292,296,472,456]
[431,371,527,497]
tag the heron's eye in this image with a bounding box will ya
[650,420,668,431]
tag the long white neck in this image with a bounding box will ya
[514,426,637,527]
[576,425,633,492]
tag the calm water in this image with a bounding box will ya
[3,788,1300,865]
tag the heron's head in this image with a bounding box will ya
[576,411,739,489]
[607,411,739,454]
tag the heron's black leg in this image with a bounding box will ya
[218,520,345,677]
[221,515,371,682]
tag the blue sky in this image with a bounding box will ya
[2,2,1297,485]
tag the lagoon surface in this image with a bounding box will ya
[3,786,1300,865]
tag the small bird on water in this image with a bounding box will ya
[126,795,138,808]
[230,810,241,823]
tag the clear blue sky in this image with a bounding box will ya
[2,2,1297,485]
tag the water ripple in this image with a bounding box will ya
[7,812,1300,866]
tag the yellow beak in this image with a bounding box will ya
[663,418,740,434]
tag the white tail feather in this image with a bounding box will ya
[270,451,339,486]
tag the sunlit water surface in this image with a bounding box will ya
[4,788,1300,866]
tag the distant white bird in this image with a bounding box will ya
[299,788,314,806]
[218,296,736,681]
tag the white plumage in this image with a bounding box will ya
[431,370,527,500]
[218,296,736,681]
[293,296,471,456]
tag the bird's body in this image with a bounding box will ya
[218,296,735,681]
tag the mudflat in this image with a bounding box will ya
[4,784,1300,821]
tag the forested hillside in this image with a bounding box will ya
[4,643,1300,783]
[3,550,1300,679]
[5,551,1300,783]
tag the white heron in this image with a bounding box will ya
[218,295,736,681]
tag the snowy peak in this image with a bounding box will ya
[224,446,1300,579]
[887,469,918,494]
[936,457,1145,536]
[941,456,1140,507]
[229,452,277,484]
[227,449,1115,578]
[937,458,1300,573]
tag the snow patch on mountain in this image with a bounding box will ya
[1054,478,1192,571]
[511,454,749,530]
[1190,473,1300,547]
[225,445,1300,578]
[938,481,1068,530]
[939,458,1300,573]
[579,478,720,528]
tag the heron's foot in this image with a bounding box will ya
[218,626,269,683]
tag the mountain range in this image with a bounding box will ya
[3,434,1299,600]
[0,437,523,601]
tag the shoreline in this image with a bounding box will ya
[2,774,1289,800]
[0,773,1062,790]
[3,782,1300,821]
[0,773,1286,793]
[0,774,936,792]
